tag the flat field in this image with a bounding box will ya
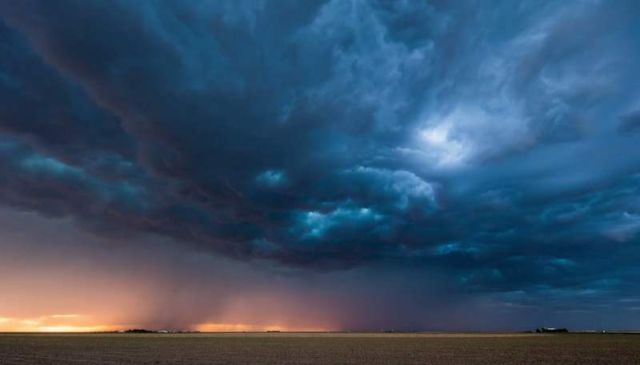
[1,332,639,364]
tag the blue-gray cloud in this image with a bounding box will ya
[1,0,640,323]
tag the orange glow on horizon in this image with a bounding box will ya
[0,314,121,333]
[0,315,333,333]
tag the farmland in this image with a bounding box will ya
[1,333,639,364]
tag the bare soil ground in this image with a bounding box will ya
[1,332,639,364]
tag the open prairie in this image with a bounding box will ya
[1,333,639,365]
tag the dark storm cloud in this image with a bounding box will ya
[1,0,640,316]
[619,110,640,134]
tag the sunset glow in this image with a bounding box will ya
[0,315,120,333]
[0,316,330,333]
[0,312,333,333]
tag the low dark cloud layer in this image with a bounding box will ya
[1,0,640,329]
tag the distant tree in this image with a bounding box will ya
[124,329,154,334]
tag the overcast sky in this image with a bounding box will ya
[1,0,640,331]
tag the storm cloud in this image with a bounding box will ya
[1,0,640,330]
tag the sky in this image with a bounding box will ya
[0,0,640,332]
